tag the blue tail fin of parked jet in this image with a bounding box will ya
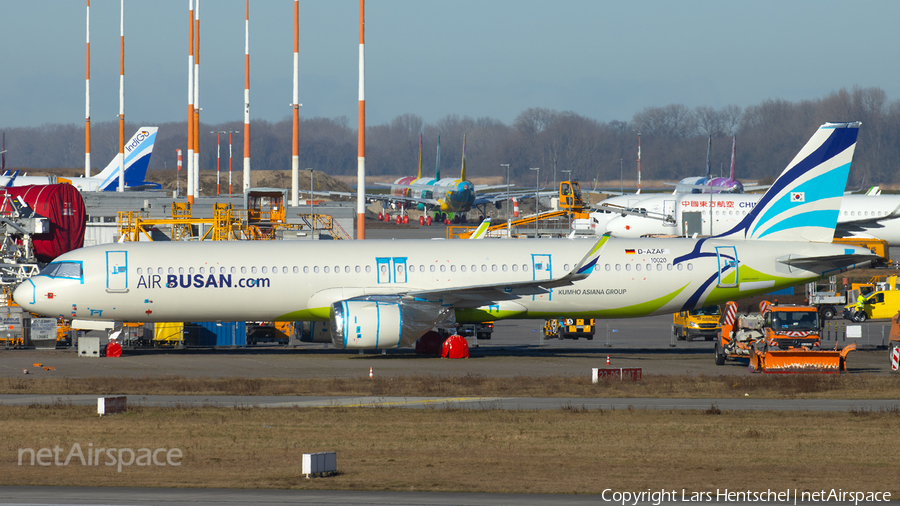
[716,122,860,243]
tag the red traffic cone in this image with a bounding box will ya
[369,367,373,379]
[606,355,610,365]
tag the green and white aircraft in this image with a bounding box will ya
[15,122,875,349]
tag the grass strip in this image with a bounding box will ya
[2,404,898,493]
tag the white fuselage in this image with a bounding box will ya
[15,238,867,326]
[596,193,900,244]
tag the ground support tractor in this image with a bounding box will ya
[673,305,721,341]
[716,301,855,373]
[543,318,595,340]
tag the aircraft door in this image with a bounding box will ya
[715,246,738,288]
[682,212,702,237]
[106,250,128,292]
[531,254,552,301]
[375,257,408,284]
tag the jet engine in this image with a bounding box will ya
[329,298,453,350]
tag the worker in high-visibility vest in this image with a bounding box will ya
[854,293,867,321]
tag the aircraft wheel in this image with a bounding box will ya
[715,342,726,366]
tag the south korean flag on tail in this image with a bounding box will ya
[790,192,805,203]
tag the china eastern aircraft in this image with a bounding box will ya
[0,127,160,191]
[597,181,900,245]
[15,122,876,350]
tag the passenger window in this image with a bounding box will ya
[355,266,360,273]
[303,266,309,274]
[615,264,621,271]
[450,265,456,272]
[687,263,693,271]
[430,265,436,273]
[179,267,184,274]
[241,266,247,274]
[314,266,320,273]
[365,265,371,273]
[137,268,143,275]
[605,264,611,271]
[512,264,518,272]
[502,264,508,272]
[492,265,497,272]
[199,267,205,274]
[293,266,299,274]
[635,264,641,271]
[440,265,446,272]
[461,265,467,272]
[261,267,267,274]
[251,267,258,274]
[625,264,632,271]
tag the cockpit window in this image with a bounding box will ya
[39,261,83,280]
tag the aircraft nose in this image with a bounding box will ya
[605,217,643,238]
[12,279,36,310]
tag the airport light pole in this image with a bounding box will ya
[501,163,510,237]
[562,169,572,232]
[530,167,540,238]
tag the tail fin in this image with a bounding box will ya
[416,133,423,180]
[729,135,736,181]
[94,127,158,191]
[716,122,860,243]
[459,133,467,182]
[1,132,5,172]
[435,134,441,180]
[705,135,711,180]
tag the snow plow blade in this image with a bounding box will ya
[749,342,856,373]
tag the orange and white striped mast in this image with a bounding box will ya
[242,0,251,193]
[117,0,125,192]
[85,0,91,177]
[187,0,195,202]
[356,0,366,239]
[290,0,300,207]
[193,0,201,200]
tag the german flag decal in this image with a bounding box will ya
[625,249,635,255]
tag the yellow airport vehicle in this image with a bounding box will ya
[673,305,721,341]
[543,317,595,340]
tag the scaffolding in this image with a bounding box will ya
[117,202,245,242]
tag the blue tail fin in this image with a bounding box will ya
[716,122,860,243]
[95,127,158,191]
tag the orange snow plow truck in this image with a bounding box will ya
[715,300,855,373]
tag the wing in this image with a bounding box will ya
[406,234,610,306]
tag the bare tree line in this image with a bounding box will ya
[2,86,898,187]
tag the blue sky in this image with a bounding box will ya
[1,0,897,129]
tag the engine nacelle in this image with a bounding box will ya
[329,298,453,350]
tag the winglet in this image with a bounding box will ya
[469,218,492,239]
[572,233,610,277]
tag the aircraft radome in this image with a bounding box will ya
[15,122,876,350]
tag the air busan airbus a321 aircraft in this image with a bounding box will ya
[15,123,876,350]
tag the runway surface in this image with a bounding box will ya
[3,393,898,412]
